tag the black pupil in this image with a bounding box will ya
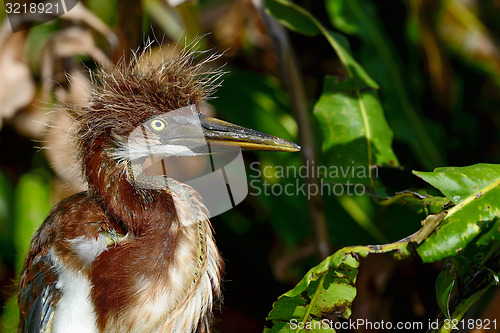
[154,121,163,128]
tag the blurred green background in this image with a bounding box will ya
[0,0,499,332]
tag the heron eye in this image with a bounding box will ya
[149,119,167,132]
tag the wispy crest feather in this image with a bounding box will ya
[72,40,224,172]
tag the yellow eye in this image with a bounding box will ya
[149,119,167,132]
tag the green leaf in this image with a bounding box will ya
[414,164,500,205]
[265,250,360,332]
[264,0,319,36]
[435,270,455,318]
[265,241,413,332]
[264,0,378,89]
[432,252,500,332]
[326,0,376,36]
[326,0,445,170]
[314,76,398,186]
[414,164,500,262]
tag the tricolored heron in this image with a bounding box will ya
[17,47,299,332]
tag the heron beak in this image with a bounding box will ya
[199,115,301,152]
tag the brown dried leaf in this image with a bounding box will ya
[43,70,89,192]
[44,108,87,193]
[45,26,112,67]
[12,91,51,138]
[0,21,35,128]
[40,26,112,100]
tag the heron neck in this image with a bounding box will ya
[84,144,176,235]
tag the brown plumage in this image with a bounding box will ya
[17,45,299,333]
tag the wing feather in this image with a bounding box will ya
[18,249,61,333]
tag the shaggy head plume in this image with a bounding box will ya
[73,43,223,178]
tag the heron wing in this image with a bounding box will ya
[18,248,61,333]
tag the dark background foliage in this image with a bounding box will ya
[0,0,499,332]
